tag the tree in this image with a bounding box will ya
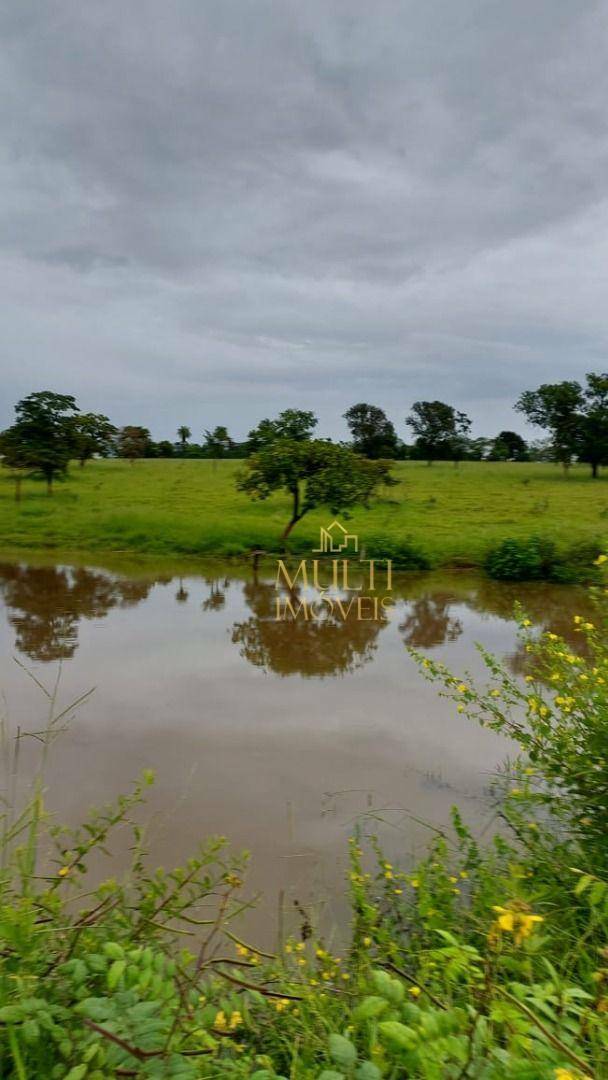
[177,426,191,452]
[579,372,608,479]
[203,425,234,458]
[156,440,175,458]
[117,426,151,462]
[489,430,528,461]
[515,381,583,472]
[406,401,471,465]
[0,426,34,501]
[72,413,116,467]
[237,438,394,541]
[248,409,318,451]
[343,403,399,458]
[2,391,79,494]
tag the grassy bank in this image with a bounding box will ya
[0,459,606,569]
[1,575,607,1077]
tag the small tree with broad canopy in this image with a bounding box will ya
[72,413,117,466]
[237,438,395,541]
[1,391,79,494]
[117,426,151,462]
[343,402,399,459]
[406,401,472,465]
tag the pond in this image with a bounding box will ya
[0,556,590,944]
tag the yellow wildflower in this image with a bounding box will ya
[273,998,291,1012]
[457,683,468,693]
[594,554,608,565]
[235,944,249,957]
[214,1010,227,1030]
[408,986,421,997]
[229,1011,242,1030]
[58,866,70,877]
[491,904,544,945]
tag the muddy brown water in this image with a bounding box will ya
[0,556,590,944]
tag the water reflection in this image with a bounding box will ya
[0,563,152,662]
[0,560,593,676]
[399,593,463,648]
[231,578,383,677]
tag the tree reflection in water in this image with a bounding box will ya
[398,593,463,648]
[231,577,385,677]
[0,563,152,662]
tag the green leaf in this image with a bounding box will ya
[107,959,126,989]
[378,1020,418,1051]
[329,1033,357,1069]
[22,1019,40,1044]
[356,1064,382,1080]
[103,941,125,960]
[353,996,389,1022]
[64,1067,88,1080]
[0,1006,25,1023]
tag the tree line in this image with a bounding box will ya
[0,373,607,500]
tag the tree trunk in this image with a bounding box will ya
[281,485,303,540]
[591,461,599,478]
[79,456,85,467]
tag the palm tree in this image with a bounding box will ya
[177,426,191,453]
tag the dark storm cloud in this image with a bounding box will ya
[1,0,607,439]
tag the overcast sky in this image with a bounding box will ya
[1,1,607,441]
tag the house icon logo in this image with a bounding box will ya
[313,519,359,554]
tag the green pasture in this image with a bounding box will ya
[0,458,606,566]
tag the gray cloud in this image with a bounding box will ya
[1,0,607,440]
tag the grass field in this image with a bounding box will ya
[0,458,606,567]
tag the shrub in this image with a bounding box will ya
[486,536,603,583]
[485,536,558,580]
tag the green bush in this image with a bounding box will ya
[486,536,602,582]
[485,536,558,580]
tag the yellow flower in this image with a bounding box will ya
[295,941,305,952]
[554,1070,592,1080]
[273,998,291,1012]
[457,683,468,693]
[459,870,468,879]
[449,876,458,883]
[214,1010,227,1030]
[363,936,372,947]
[594,554,608,565]
[58,866,70,877]
[384,870,393,880]
[490,688,501,698]
[394,888,403,895]
[229,1011,242,1030]
[408,986,421,997]
[235,944,249,957]
[522,618,532,628]
[491,904,544,945]
[410,878,420,889]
